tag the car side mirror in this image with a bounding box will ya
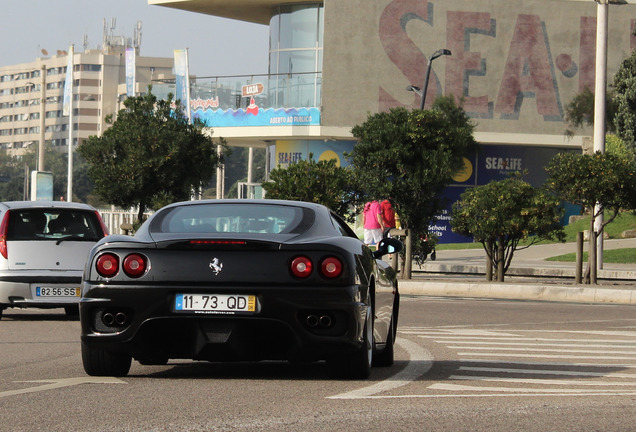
[373,237,403,258]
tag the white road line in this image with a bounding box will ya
[428,382,636,394]
[457,366,636,378]
[0,377,127,399]
[327,338,432,400]
[448,375,636,386]
[435,341,636,348]
[447,346,636,354]
[458,359,636,368]
[344,391,636,399]
[457,353,636,360]
[409,335,636,344]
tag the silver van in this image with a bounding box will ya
[0,201,108,319]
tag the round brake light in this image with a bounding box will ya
[96,253,119,278]
[321,257,343,278]
[123,253,147,278]
[291,256,312,278]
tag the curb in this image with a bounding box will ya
[417,263,636,280]
[398,280,636,305]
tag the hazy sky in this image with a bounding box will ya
[0,0,270,76]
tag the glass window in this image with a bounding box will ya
[7,209,104,241]
[279,5,319,50]
[152,203,312,235]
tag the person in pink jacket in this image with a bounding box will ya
[362,200,383,246]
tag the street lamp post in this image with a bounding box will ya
[407,49,451,109]
[591,0,626,277]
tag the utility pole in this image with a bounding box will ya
[38,65,45,172]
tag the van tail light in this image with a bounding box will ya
[96,253,119,278]
[320,257,343,278]
[0,210,10,259]
[123,253,147,278]
[95,211,109,236]
[291,256,312,278]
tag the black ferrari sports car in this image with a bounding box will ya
[80,199,402,379]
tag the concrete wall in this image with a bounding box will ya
[322,0,636,138]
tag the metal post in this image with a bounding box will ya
[420,59,434,110]
[419,49,451,109]
[38,66,46,172]
[593,0,608,269]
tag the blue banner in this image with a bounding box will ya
[125,48,135,97]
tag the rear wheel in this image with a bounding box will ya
[329,305,373,379]
[372,315,395,367]
[82,343,132,377]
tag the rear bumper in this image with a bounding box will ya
[80,283,370,362]
[0,272,83,307]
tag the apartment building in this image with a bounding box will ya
[0,47,173,158]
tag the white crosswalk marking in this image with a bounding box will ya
[401,325,636,397]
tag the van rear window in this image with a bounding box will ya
[6,209,104,241]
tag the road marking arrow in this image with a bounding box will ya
[0,377,127,398]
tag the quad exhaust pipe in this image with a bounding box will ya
[102,311,128,327]
[305,313,333,328]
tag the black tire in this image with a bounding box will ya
[372,315,395,367]
[64,305,79,319]
[136,356,169,366]
[329,305,373,380]
[82,343,132,377]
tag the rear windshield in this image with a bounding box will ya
[6,209,105,241]
[151,203,312,235]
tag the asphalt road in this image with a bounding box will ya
[1,297,635,432]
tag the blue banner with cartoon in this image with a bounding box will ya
[192,106,321,127]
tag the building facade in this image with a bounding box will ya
[149,0,636,242]
[0,48,173,158]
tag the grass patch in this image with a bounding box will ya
[547,248,636,263]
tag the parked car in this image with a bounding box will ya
[80,199,402,379]
[0,201,108,319]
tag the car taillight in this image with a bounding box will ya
[291,256,312,278]
[123,253,147,278]
[320,257,343,278]
[0,211,9,259]
[94,211,109,236]
[96,253,119,278]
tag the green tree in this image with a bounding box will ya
[613,49,636,153]
[78,88,227,222]
[451,175,565,282]
[545,151,636,283]
[349,97,477,246]
[564,86,618,137]
[0,147,93,203]
[262,156,361,223]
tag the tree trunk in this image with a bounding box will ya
[485,240,493,281]
[403,230,412,280]
[137,203,146,225]
[588,218,597,284]
[575,232,583,284]
[497,236,505,282]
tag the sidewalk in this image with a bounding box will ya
[398,238,636,305]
